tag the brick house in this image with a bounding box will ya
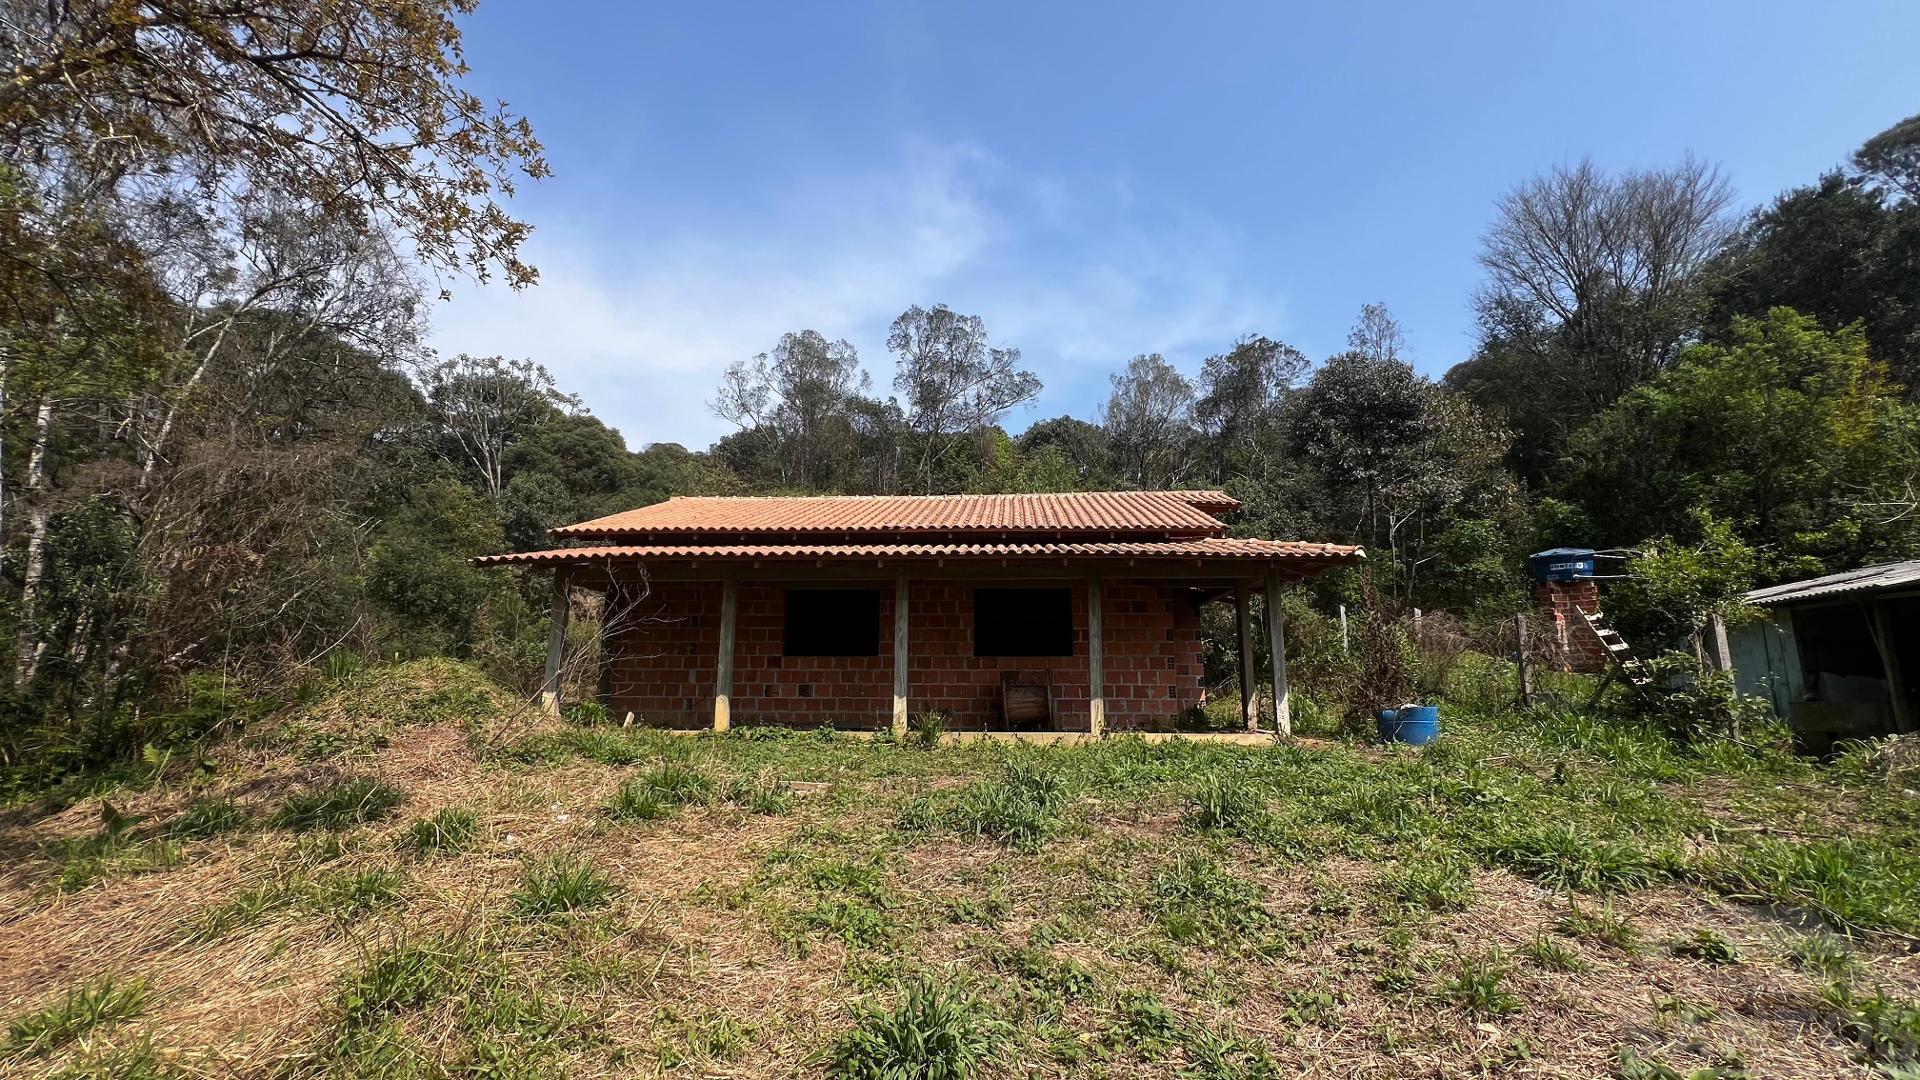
[477,491,1362,736]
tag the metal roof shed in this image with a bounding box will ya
[1733,559,1920,750]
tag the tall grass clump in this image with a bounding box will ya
[510,854,618,918]
[1187,773,1265,833]
[944,758,1070,851]
[402,807,481,855]
[606,762,715,822]
[831,978,995,1080]
[272,778,406,831]
[4,976,151,1056]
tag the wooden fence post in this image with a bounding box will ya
[1515,612,1533,709]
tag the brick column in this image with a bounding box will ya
[1533,578,1607,674]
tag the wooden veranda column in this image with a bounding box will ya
[713,575,738,733]
[892,573,910,738]
[1265,571,1291,739]
[539,570,571,716]
[1235,582,1257,731]
[1087,575,1105,738]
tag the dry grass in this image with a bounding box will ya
[1,660,1916,1078]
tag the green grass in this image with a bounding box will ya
[1557,900,1639,952]
[45,1037,182,1079]
[168,796,249,840]
[1438,949,1521,1017]
[272,778,406,831]
[1521,931,1587,972]
[4,976,151,1057]
[902,758,1070,851]
[831,977,996,1080]
[185,867,408,941]
[606,762,715,821]
[1377,855,1475,913]
[401,806,480,854]
[510,854,619,918]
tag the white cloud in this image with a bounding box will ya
[429,139,1284,450]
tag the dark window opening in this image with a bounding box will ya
[783,589,880,656]
[974,588,1073,657]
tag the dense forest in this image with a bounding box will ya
[2,3,1918,786]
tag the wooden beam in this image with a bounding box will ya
[1087,575,1105,739]
[892,572,910,738]
[713,575,738,732]
[1870,600,1913,734]
[539,571,571,716]
[1235,581,1256,731]
[1265,571,1291,739]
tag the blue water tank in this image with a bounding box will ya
[1529,548,1597,582]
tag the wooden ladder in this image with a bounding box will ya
[1581,609,1655,689]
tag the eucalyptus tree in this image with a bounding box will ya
[887,304,1040,492]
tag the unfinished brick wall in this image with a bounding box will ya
[1534,578,1607,674]
[602,578,1206,730]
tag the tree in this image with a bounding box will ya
[1459,157,1736,481]
[421,355,579,504]
[711,330,871,490]
[1708,171,1920,388]
[0,0,547,289]
[887,304,1040,492]
[1855,111,1920,202]
[1102,353,1196,489]
[1287,312,1518,603]
[1567,308,1920,579]
[1193,334,1306,484]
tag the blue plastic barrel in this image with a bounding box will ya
[1528,548,1596,582]
[1376,705,1440,746]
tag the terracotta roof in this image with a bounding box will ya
[552,490,1241,539]
[474,537,1363,567]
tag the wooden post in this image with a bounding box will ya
[1087,575,1105,739]
[539,571,570,716]
[1515,612,1533,709]
[1870,600,1913,734]
[1265,572,1290,739]
[713,575,737,733]
[892,573,910,738]
[1235,581,1257,732]
[1706,612,1732,672]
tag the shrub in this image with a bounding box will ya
[1557,900,1638,952]
[724,772,793,815]
[510,855,618,918]
[338,940,471,1028]
[273,778,406,831]
[831,978,995,1080]
[564,700,611,726]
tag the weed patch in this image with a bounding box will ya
[272,778,405,831]
[831,977,996,1080]
[3,976,150,1057]
[401,806,480,854]
[510,854,618,918]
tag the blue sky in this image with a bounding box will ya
[431,1,1920,451]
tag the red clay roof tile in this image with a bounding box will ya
[474,537,1363,567]
[551,490,1241,538]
